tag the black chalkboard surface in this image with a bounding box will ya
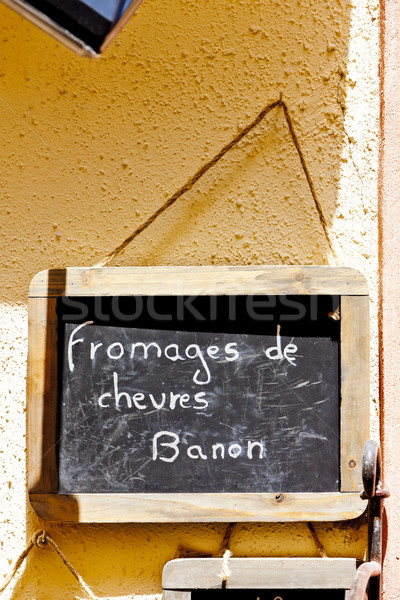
[58,295,340,494]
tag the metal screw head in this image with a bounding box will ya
[275,493,285,503]
[348,459,357,469]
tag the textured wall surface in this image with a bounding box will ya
[0,0,378,597]
[380,0,400,597]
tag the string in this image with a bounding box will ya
[306,522,328,558]
[95,96,337,267]
[280,102,336,259]
[218,549,233,582]
[218,523,236,585]
[220,523,236,554]
[0,530,97,599]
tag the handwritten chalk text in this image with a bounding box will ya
[67,324,299,391]
[152,431,265,462]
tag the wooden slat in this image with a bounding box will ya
[29,266,369,298]
[163,592,190,600]
[340,296,370,492]
[29,492,366,523]
[162,557,359,590]
[165,589,352,599]
[27,297,59,493]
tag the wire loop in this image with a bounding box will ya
[96,97,336,267]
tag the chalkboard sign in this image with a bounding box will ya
[59,318,339,494]
[27,266,369,523]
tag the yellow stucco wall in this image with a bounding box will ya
[0,0,378,597]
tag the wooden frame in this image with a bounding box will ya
[162,557,359,599]
[27,266,369,522]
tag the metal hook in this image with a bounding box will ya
[348,440,390,600]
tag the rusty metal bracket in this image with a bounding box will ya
[348,440,390,600]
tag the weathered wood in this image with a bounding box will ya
[162,557,359,590]
[27,266,370,522]
[29,266,369,298]
[29,492,366,523]
[27,297,59,493]
[340,296,370,492]
[163,588,351,599]
[163,592,190,600]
